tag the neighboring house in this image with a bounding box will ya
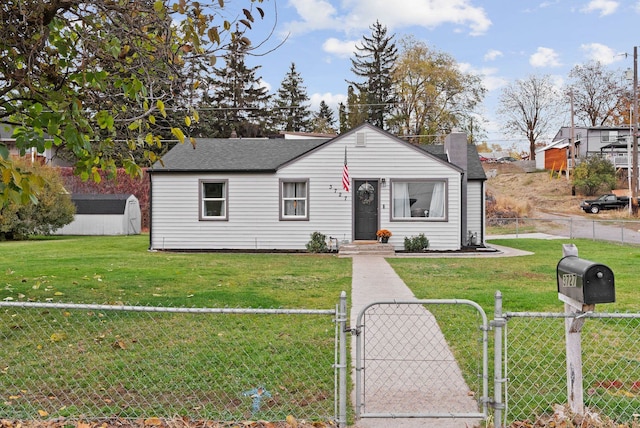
[1,125,62,165]
[545,126,635,170]
[148,123,487,251]
[54,194,141,235]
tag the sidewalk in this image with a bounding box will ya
[349,255,483,428]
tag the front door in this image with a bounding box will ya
[354,180,378,240]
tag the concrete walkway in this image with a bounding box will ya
[349,255,483,428]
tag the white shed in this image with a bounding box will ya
[54,194,141,235]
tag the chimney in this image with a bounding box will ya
[444,131,469,247]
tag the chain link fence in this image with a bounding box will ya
[501,311,640,425]
[0,302,339,423]
[487,216,640,244]
[354,300,488,420]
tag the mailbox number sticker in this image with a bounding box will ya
[561,273,577,288]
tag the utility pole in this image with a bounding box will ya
[633,46,638,214]
[569,90,575,182]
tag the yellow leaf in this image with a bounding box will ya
[171,127,185,144]
[144,417,162,426]
[38,409,49,417]
[50,332,67,342]
[148,115,156,125]
[185,116,192,126]
[54,291,64,296]
[156,100,167,118]
[286,415,298,428]
[192,110,200,123]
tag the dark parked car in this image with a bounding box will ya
[497,156,517,163]
[580,194,629,214]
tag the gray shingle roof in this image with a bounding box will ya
[151,135,486,180]
[151,138,330,172]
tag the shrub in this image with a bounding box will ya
[404,234,429,252]
[486,191,532,225]
[0,160,75,240]
[306,231,328,253]
[573,155,616,196]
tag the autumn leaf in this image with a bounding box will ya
[37,409,48,417]
[144,417,162,426]
[50,332,67,342]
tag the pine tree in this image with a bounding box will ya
[195,30,271,138]
[310,100,337,133]
[347,20,398,129]
[271,63,312,132]
[345,84,368,130]
[338,102,348,133]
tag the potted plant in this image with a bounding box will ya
[376,229,392,243]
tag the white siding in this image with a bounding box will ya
[151,128,465,251]
[466,181,484,245]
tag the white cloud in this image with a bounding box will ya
[581,0,619,16]
[322,38,358,58]
[484,49,503,61]
[529,47,562,67]
[580,43,621,65]
[285,0,341,34]
[285,0,491,36]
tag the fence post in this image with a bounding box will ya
[492,291,505,428]
[337,291,347,428]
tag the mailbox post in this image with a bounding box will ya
[557,244,615,415]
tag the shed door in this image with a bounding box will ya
[354,180,378,240]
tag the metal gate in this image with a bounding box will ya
[354,300,489,421]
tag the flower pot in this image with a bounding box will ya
[381,237,389,243]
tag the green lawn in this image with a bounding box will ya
[1,235,639,423]
[0,235,351,422]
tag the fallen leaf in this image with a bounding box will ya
[112,340,126,350]
[37,409,48,417]
[144,417,162,426]
[50,332,67,342]
[286,414,298,428]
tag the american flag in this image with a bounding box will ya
[342,147,350,192]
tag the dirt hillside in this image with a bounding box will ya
[483,163,584,217]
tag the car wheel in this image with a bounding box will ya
[590,205,600,214]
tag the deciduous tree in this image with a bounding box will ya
[390,36,485,144]
[0,0,268,204]
[497,74,563,161]
[566,61,627,126]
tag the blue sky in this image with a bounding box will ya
[223,0,640,150]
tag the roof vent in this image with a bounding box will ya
[355,132,366,147]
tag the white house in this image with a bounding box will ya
[54,194,141,235]
[148,124,487,251]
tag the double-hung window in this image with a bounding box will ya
[200,180,228,220]
[392,180,447,220]
[281,180,308,220]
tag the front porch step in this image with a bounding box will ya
[338,241,395,257]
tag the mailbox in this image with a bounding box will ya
[557,255,615,304]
